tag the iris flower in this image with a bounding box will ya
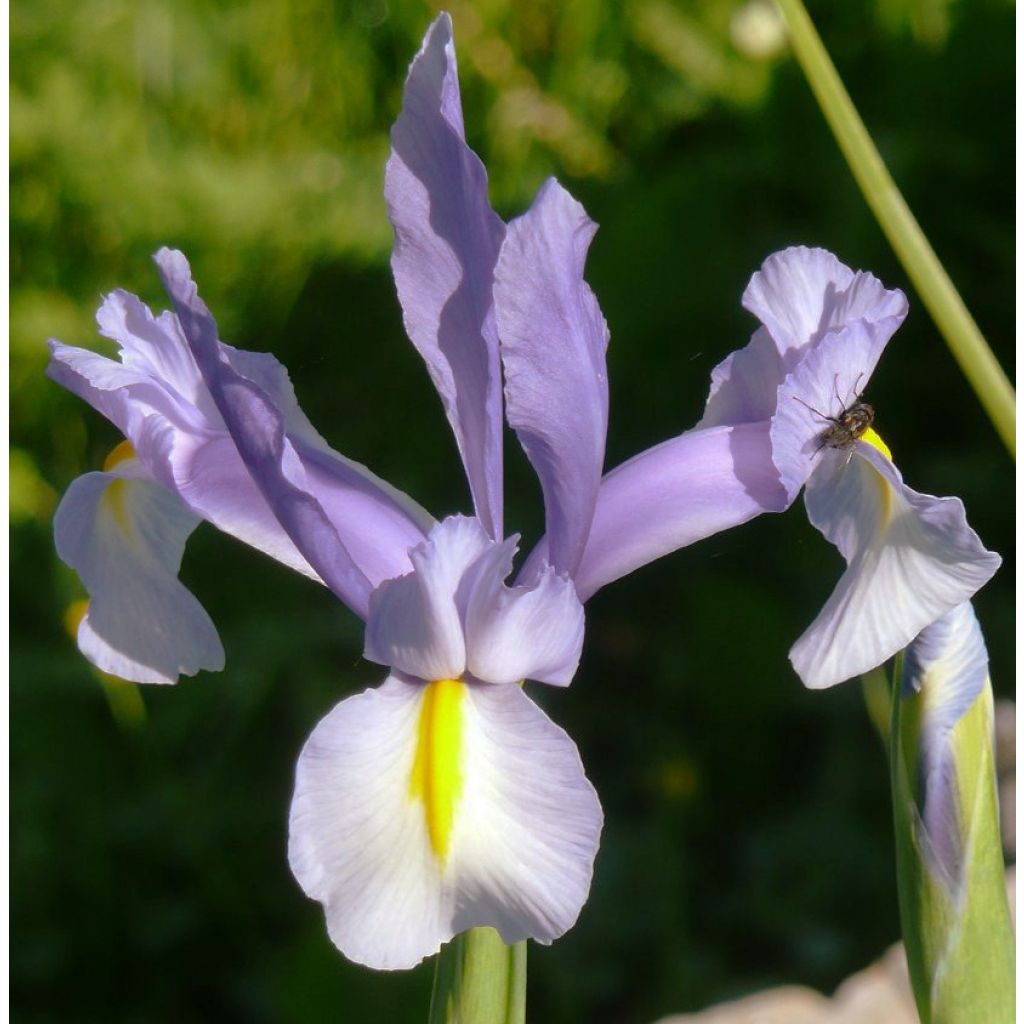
[894,602,1014,1020]
[696,246,1000,689]
[49,15,781,969]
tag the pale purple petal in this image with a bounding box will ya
[54,463,223,684]
[742,246,906,359]
[791,445,1001,689]
[288,675,602,969]
[50,285,434,593]
[154,247,377,618]
[902,602,989,883]
[97,289,217,424]
[524,422,786,601]
[364,516,491,681]
[495,178,609,576]
[462,540,584,687]
[385,13,506,539]
[701,247,906,432]
[698,327,785,428]
[221,341,436,586]
[771,318,896,501]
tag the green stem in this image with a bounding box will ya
[428,928,526,1024]
[773,0,1015,458]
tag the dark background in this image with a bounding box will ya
[11,1,1013,1021]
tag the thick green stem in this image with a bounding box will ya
[428,929,526,1024]
[773,0,1015,458]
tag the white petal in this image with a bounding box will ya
[463,545,584,686]
[791,446,1001,689]
[54,464,224,684]
[288,676,602,970]
[363,516,490,680]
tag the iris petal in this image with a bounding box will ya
[288,675,602,970]
[463,545,584,687]
[902,602,989,883]
[496,178,609,576]
[385,13,506,539]
[54,461,223,684]
[364,516,491,681]
[525,422,786,600]
[791,446,1000,689]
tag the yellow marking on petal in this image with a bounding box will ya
[103,478,132,534]
[64,599,89,639]
[861,427,892,461]
[103,440,137,472]
[409,678,466,863]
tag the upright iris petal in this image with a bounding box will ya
[385,12,507,540]
[495,178,610,577]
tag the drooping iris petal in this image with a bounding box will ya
[791,444,1001,689]
[902,601,989,882]
[49,284,434,593]
[288,674,602,970]
[53,459,223,685]
[385,12,506,540]
[155,247,383,619]
[523,422,786,601]
[741,246,907,359]
[770,319,895,500]
[495,178,609,576]
[364,516,491,681]
[461,539,584,687]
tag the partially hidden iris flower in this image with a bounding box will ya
[894,602,1014,1021]
[697,246,1001,689]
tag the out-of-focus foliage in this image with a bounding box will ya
[11,1,1013,1022]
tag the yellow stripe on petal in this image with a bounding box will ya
[64,599,89,638]
[103,479,132,533]
[103,440,137,472]
[409,678,466,863]
[861,427,892,461]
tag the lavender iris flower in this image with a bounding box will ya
[695,246,1000,689]
[53,18,916,970]
[48,15,783,969]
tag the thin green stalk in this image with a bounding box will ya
[773,0,1015,458]
[428,928,526,1024]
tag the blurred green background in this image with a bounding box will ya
[11,0,1013,1021]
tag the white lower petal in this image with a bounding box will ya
[792,446,1000,689]
[288,676,602,970]
[54,464,224,684]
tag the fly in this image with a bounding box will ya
[794,373,874,455]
